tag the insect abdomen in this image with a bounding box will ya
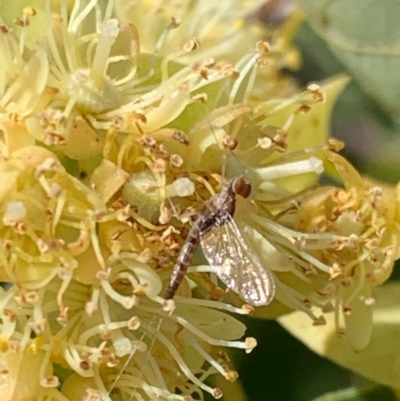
[163,222,202,300]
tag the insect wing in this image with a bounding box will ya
[200,217,275,306]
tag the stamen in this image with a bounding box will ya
[343,262,366,306]
[256,157,324,181]
[69,0,98,33]
[63,342,92,377]
[45,0,67,76]
[78,320,134,345]
[142,323,219,397]
[39,346,58,387]
[229,53,257,105]
[172,314,251,350]
[89,219,106,270]
[277,281,320,320]
[103,0,115,22]
[100,280,135,309]
[91,19,119,84]
[161,39,200,82]
[56,267,72,323]
[173,294,252,315]
[253,215,332,273]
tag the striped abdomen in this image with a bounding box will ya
[163,221,202,300]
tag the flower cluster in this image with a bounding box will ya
[0,1,398,401]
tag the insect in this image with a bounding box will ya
[164,176,276,306]
[107,148,275,399]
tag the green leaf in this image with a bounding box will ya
[296,0,400,120]
[312,385,396,401]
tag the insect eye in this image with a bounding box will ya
[232,177,252,198]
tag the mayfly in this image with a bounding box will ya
[164,176,276,306]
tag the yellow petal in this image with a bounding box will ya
[1,49,49,116]
[344,284,373,351]
[91,159,129,203]
[58,117,103,160]
[0,119,35,156]
[11,146,62,171]
[72,245,105,285]
[324,151,365,190]
[279,283,400,389]
[0,349,51,401]
[61,373,97,400]
[108,23,140,80]
[122,85,191,134]
[0,166,20,203]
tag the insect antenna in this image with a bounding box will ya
[104,299,174,401]
[201,98,250,183]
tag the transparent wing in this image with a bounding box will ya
[200,216,275,306]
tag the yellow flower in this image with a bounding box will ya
[282,152,400,351]
[0,1,299,400]
[0,343,56,400]
[114,0,267,63]
[1,0,395,400]
[183,70,400,353]
[2,0,238,163]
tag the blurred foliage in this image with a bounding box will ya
[296,0,400,120]
[312,385,397,401]
[295,2,400,184]
[232,320,352,401]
